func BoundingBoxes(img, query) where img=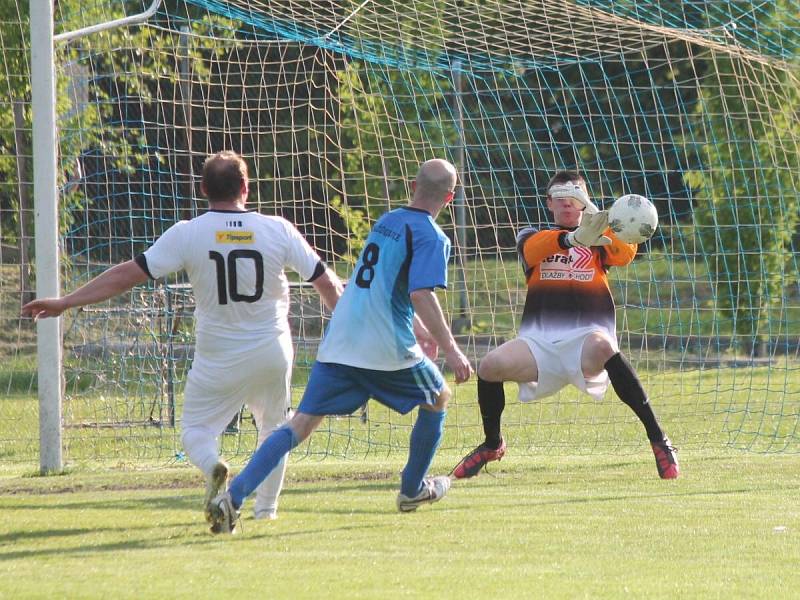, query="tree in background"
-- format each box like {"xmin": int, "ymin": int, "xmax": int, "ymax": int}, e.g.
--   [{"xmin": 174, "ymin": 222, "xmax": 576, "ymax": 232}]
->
[
  {"xmin": 0, "ymin": 2, "xmax": 239, "ymax": 279},
  {"xmin": 685, "ymin": 1, "xmax": 800, "ymax": 355},
  {"xmin": 335, "ymin": 61, "xmax": 457, "ymax": 262}
]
